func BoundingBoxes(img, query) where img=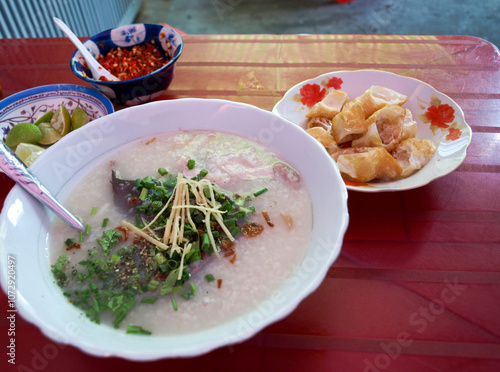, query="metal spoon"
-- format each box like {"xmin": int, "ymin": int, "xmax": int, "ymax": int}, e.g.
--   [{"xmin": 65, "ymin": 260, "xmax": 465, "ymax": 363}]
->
[
  {"xmin": 53, "ymin": 17, "xmax": 120, "ymax": 82},
  {"xmin": 0, "ymin": 141, "xmax": 84, "ymax": 231}
]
